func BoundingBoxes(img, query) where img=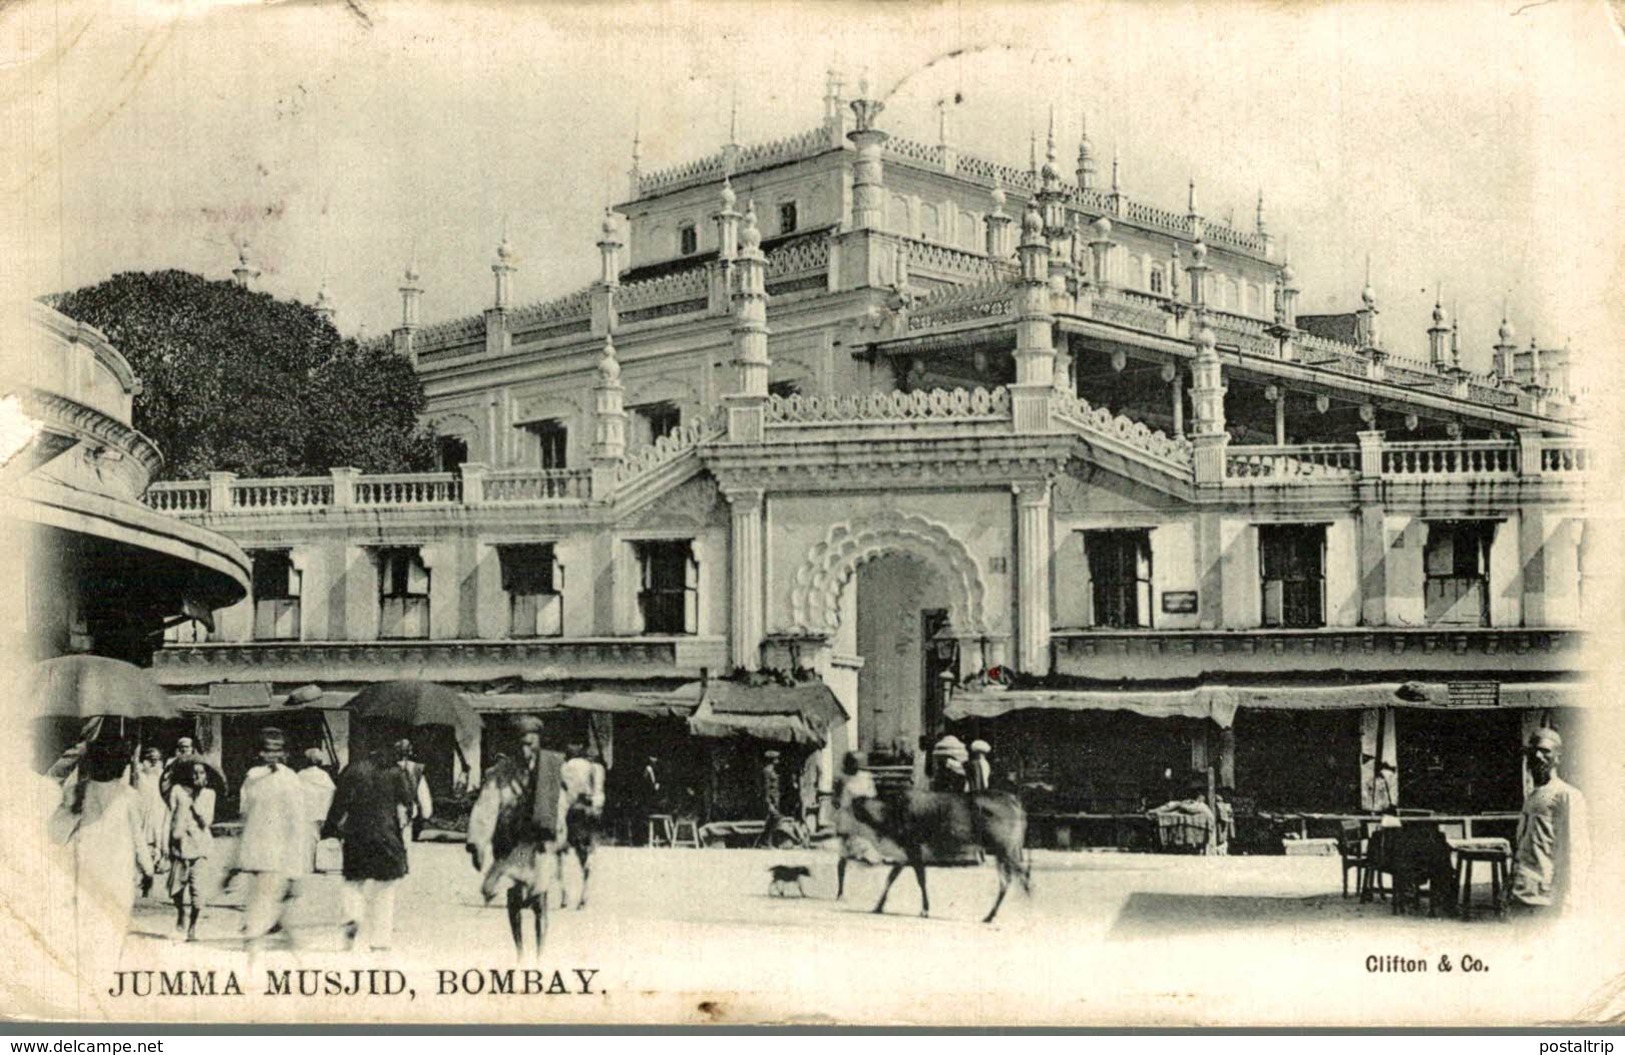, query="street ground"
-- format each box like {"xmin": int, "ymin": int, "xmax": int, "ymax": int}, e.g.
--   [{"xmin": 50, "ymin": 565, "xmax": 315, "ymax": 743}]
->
[{"xmin": 100, "ymin": 841, "xmax": 1618, "ymax": 1026}]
